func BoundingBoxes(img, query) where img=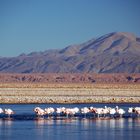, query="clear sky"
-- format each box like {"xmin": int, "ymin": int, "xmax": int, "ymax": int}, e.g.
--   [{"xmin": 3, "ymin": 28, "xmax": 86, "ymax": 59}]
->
[{"xmin": 0, "ymin": 0, "xmax": 140, "ymax": 57}]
